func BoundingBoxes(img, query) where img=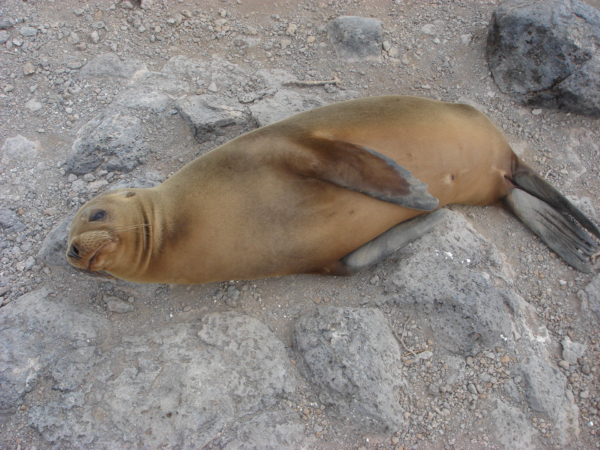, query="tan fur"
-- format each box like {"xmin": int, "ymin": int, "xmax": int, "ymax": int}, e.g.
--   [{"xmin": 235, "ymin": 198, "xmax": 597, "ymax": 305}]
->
[{"xmin": 67, "ymin": 96, "xmax": 518, "ymax": 284}]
